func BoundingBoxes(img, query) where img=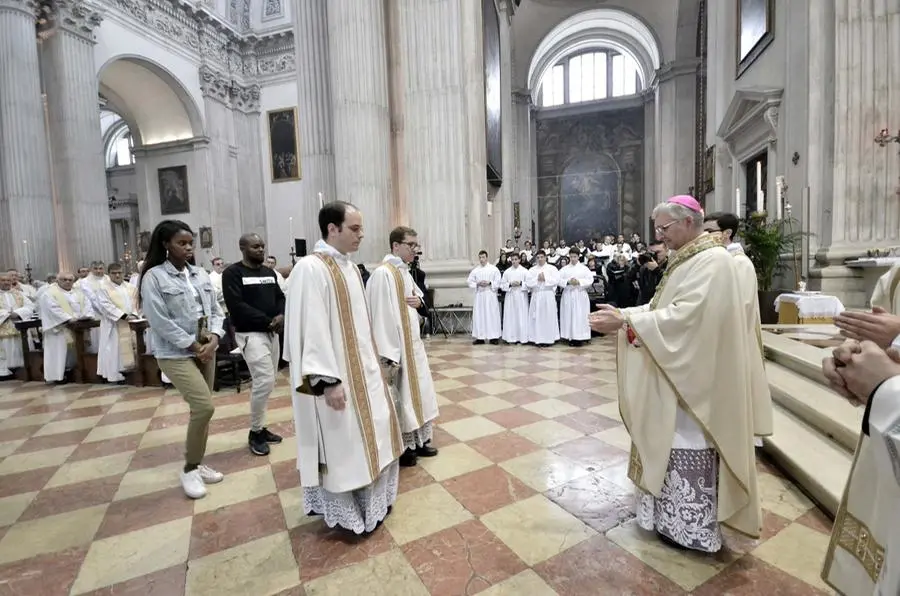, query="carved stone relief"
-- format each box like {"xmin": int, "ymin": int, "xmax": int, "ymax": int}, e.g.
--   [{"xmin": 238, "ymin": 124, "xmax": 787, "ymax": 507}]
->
[{"xmin": 263, "ymin": 0, "xmax": 282, "ymax": 19}]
